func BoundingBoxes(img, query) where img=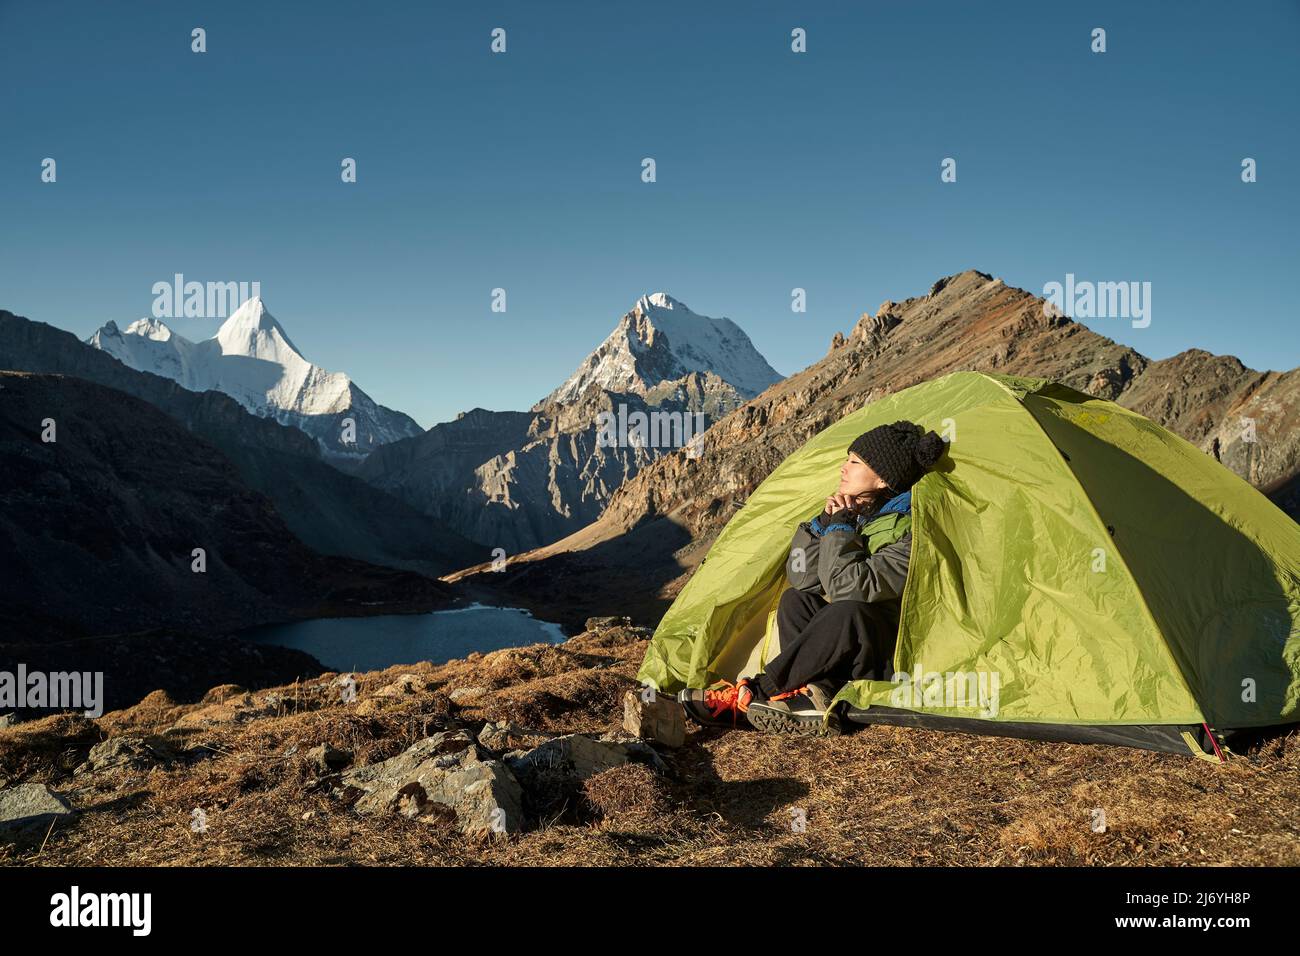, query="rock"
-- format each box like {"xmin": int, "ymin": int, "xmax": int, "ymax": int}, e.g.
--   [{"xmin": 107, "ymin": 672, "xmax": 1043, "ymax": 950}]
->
[
  {"xmin": 261, "ymin": 691, "xmax": 295, "ymax": 710},
  {"xmin": 80, "ymin": 735, "xmax": 168, "ymax": 774},
  {"xmin": 0, "ymin": 783, "xmax": 74, "ymax": 835},
  {"xmin": 506, "ymin": 734, "xmax": 630, "ymax": 785},
  {"xmin": 477, "ymin": 721, "xmax": 512, "ymax": 750},
  {"xmin": 372, "ymin": 674, "xmax": 426, "ymax": 699},
  {"xmin": 585, "ymin": 615, "xmax": 632, "ymax": 632},
  {"xmin": 307, "ymin": 743, "xmax": 352, "ymax": 772},
  {"xmin": 622, "ymin": 688, "xmax": 685, "ymax": 748},
  {"xmin": 856, "ymin": 310, "xmax": 902, "ymax": 346},
  {"xmin": 448, "ymin": 686, "xmax": 488, "ymax": 704},
  {"xmin": 476, "ymin": 721, "xmax": 549, "ymax": 752},
  {"xmin": 340, "ymin": 730, "xmax": 522, "ymax": 838}
]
